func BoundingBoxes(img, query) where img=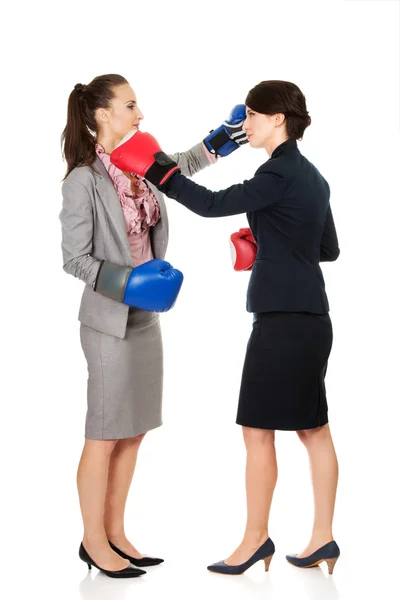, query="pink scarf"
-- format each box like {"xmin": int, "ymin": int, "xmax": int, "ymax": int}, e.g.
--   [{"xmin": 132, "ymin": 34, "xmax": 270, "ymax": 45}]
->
[{"xmin": 95, "ymin": 143, "xmax": 160, "ymax": 235}]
